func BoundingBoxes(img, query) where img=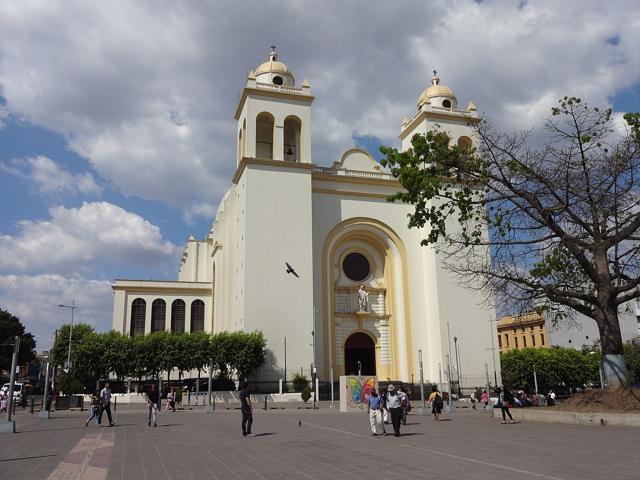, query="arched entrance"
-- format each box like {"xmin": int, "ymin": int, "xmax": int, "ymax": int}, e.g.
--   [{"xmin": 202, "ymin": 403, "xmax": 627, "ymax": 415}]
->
[{"xmin": 344, "ymin": 332, "xmax": 376, "ymax": 375}]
